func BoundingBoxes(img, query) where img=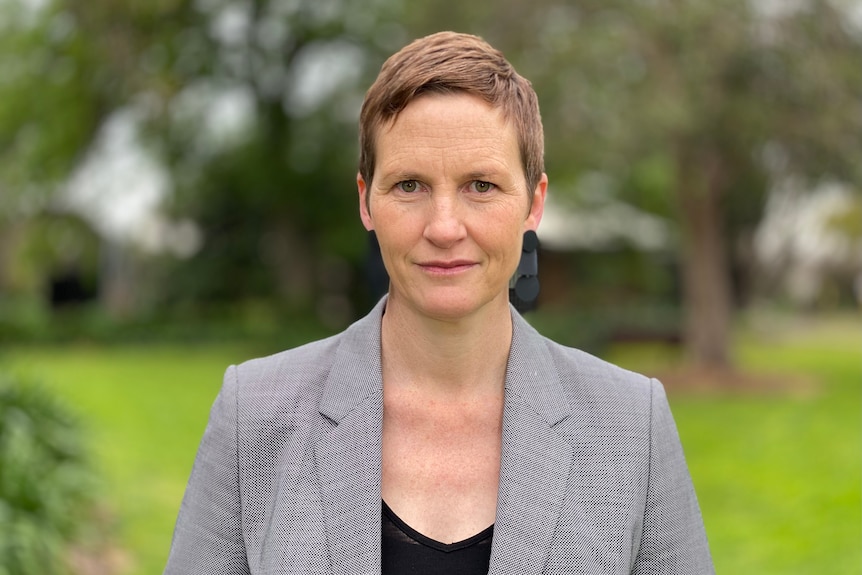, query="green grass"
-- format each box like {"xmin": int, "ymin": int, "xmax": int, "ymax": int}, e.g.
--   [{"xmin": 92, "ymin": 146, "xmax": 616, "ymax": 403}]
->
[
  {"xmin": 3, "ymin": 342, "xmax": 272, "ymax": 574},
  {"xmin": 607, "ymin": 312, "xmax": 861, "ymax": 574},
  {"xmin": 4, "ymin": 311, "xmax": 860, "ymax": 574}
]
